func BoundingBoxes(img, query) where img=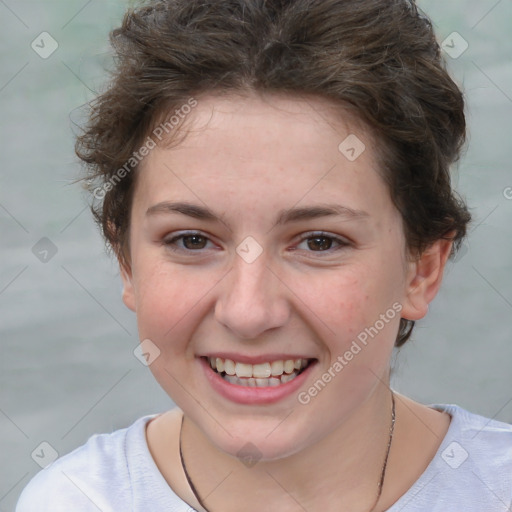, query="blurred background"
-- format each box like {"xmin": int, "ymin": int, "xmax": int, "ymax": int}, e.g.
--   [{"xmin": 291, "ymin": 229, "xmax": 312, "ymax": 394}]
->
[{"xmin": 1, "ymin": 1, "xmax": 511, "ymax": 510}]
